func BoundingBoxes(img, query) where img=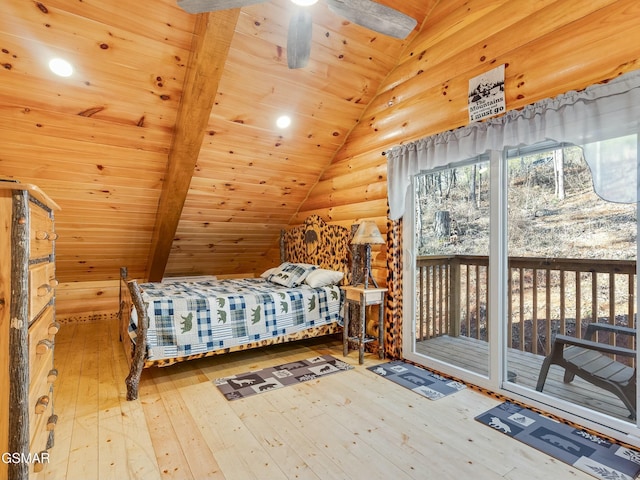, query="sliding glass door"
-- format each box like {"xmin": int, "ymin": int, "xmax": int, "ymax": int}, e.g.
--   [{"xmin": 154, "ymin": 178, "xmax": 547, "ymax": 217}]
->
[
  {"xmin": 504, "ymin": 140, "xmax": 638, "ymax": 424},
  {"xmin": 410, "ymin": 156, "xmax": 491, "ymax": 378},
  {"xmin": 403, "ymin": 138, "xmax": 639, "ymax": 436}
]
